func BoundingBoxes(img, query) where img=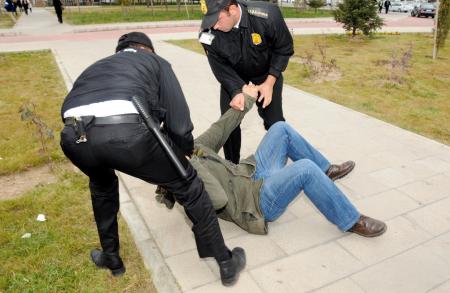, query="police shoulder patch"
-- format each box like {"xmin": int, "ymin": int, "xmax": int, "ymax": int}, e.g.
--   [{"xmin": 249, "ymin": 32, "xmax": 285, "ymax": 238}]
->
[{"xmin": 247, "ymin": 7, "xmax": 268, "ymax": 19}]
